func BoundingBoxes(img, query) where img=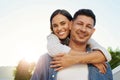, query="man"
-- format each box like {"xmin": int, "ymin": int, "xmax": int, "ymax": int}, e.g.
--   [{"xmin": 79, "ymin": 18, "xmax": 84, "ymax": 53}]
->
[
  {"xmin": 50, "ymin": 9, "xmax": 113, "ymax": 80},
  {"xmin": 31, "ymin": 9, "xmax": 113, "ymax": 80}
]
